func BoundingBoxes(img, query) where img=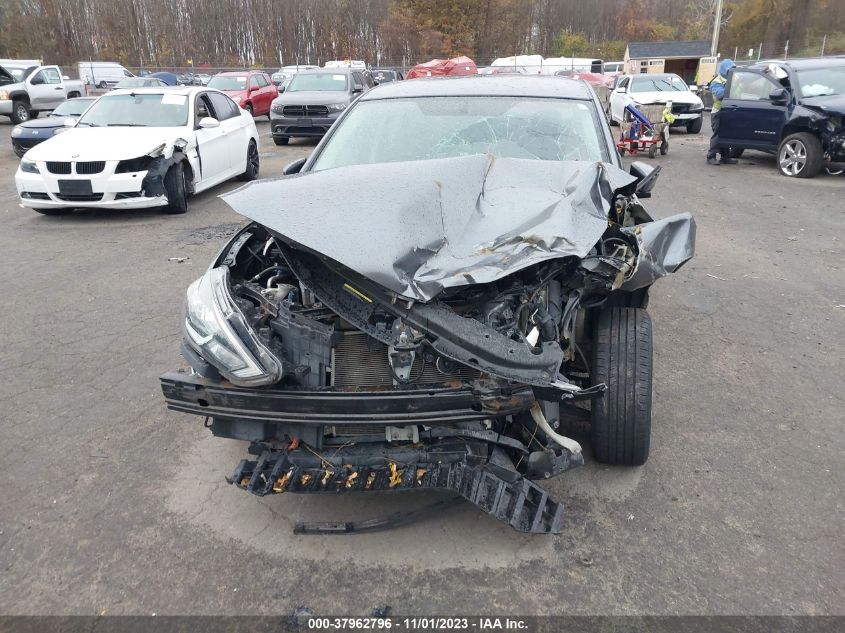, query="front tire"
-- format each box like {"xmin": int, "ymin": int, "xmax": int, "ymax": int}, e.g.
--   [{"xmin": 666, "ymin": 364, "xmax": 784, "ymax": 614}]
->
[
  {"xmin": 590, "ymin": 307, "xmax": 653, "ymax": 466},
  {"xmin": 98, "ymin": 81, "xmax": 108, "ymax": 89},
  {"xmin": 237, "ymin": 140, "xmax": 259, "ymax": 181},
  {"xmin": 162, "ymin": 164, "xmax": 188, "ymax": 214},
  {"xmin": 11, "ymin": 100, "xmax": 30, "ymax": 124},
  {"xmin": 245, "ymin": 104, "xmax": 253, "ymax": 117},
  {"xmin": 686, "ymin": 116, "xmax": 703, "ymax": 134},
  {"xmin": 778, "ymin": 132, "xmax": 823, "ymax": 178}
]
